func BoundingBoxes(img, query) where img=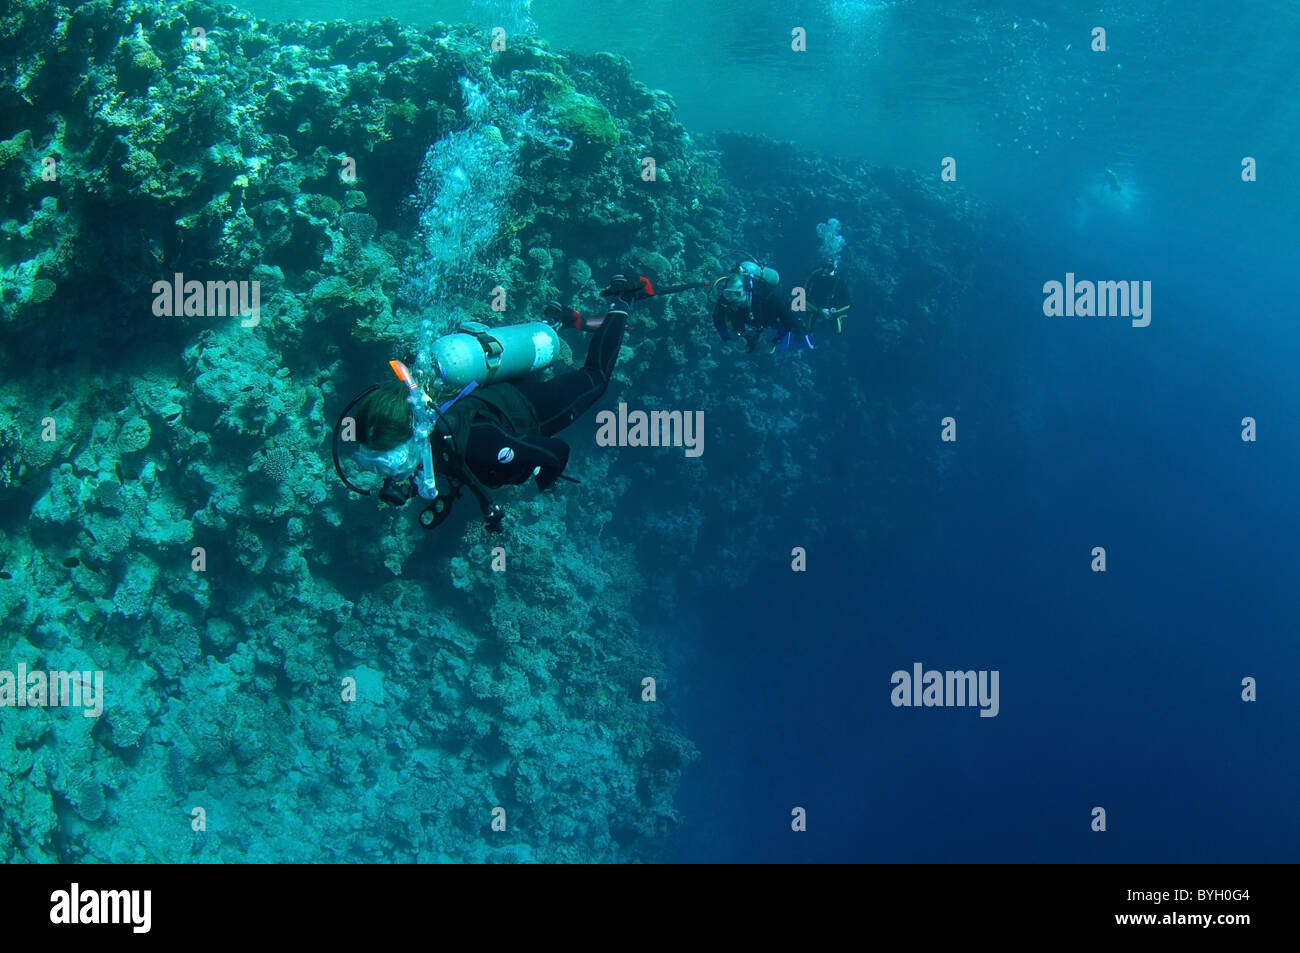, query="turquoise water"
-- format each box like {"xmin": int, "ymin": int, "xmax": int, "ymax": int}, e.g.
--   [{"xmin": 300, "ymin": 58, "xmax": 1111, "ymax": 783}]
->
[
  {"xmin": 259, "ymin": 1, "xmax": 1300, "ymax": 178},
  {"xmin": 1, "ymin": 0, "xmax": 1296, "ymax": 863}
]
